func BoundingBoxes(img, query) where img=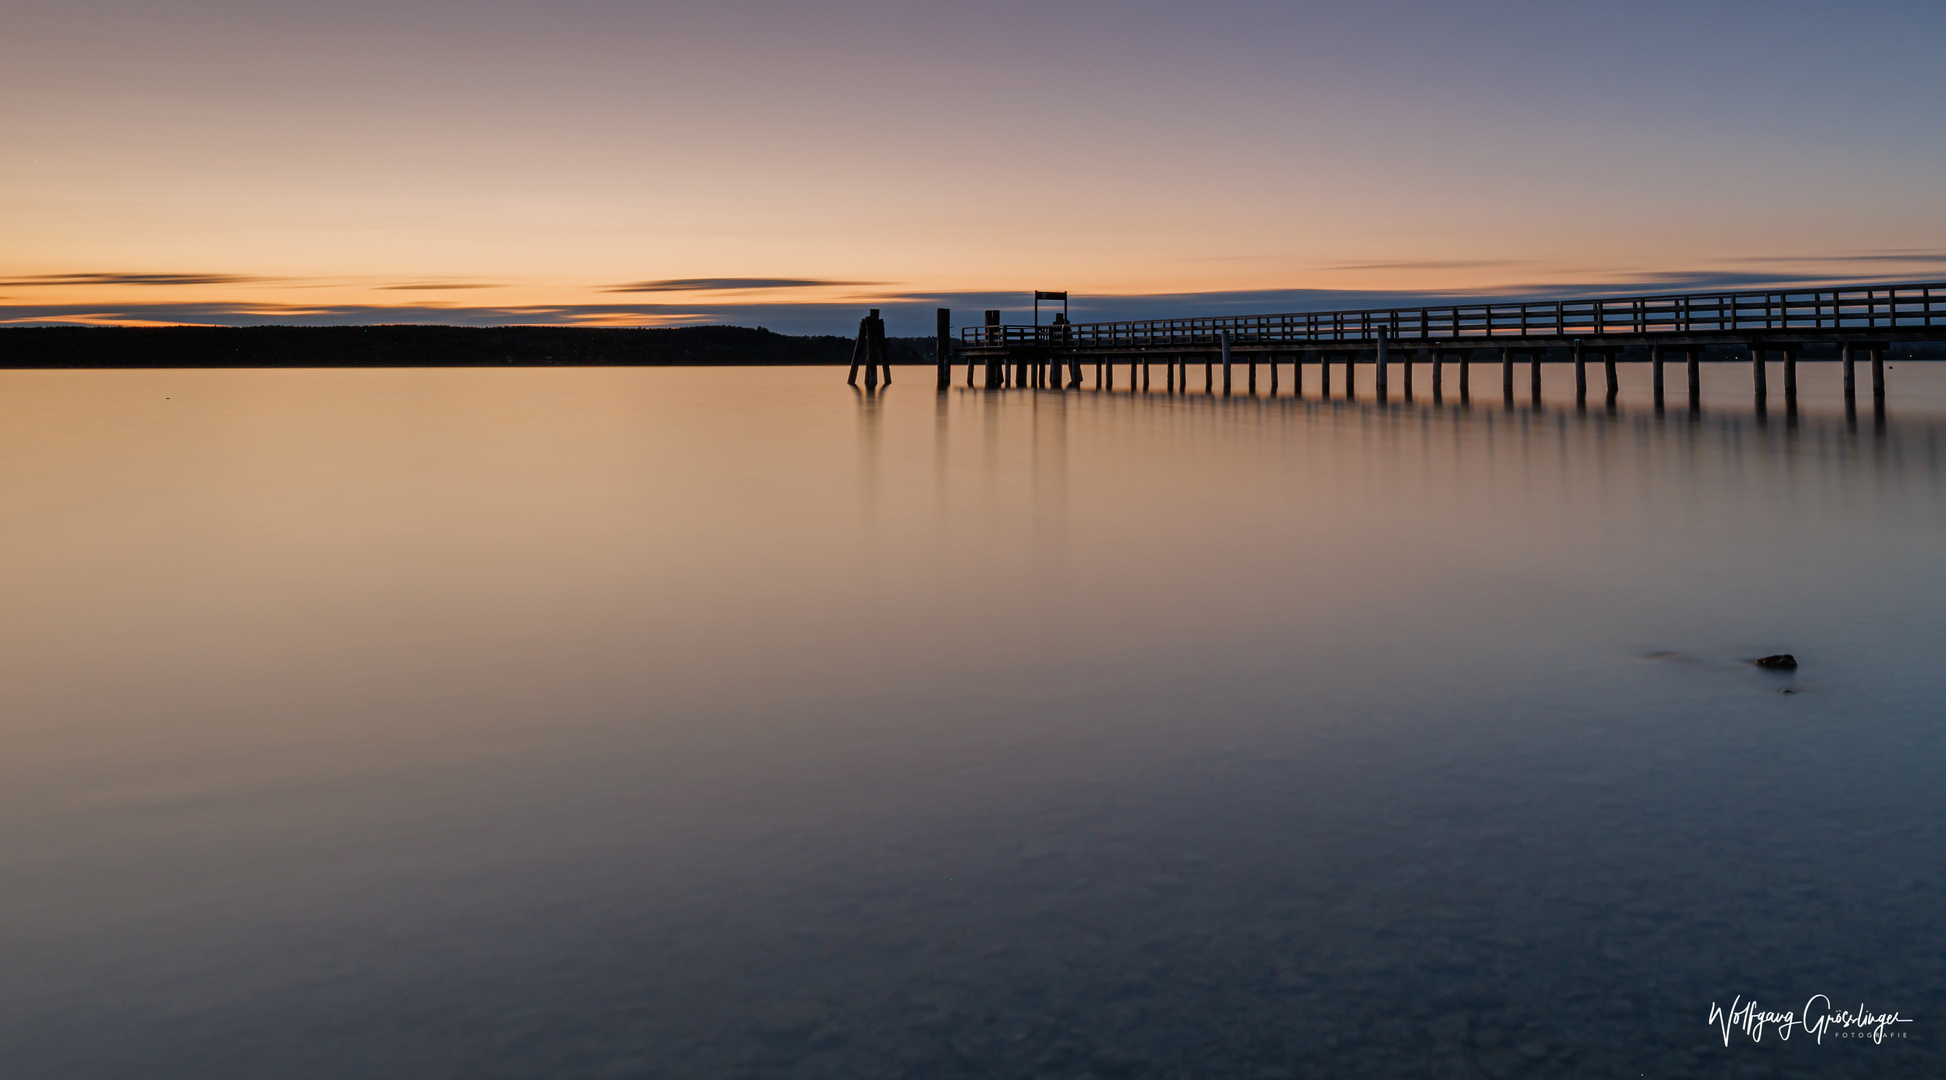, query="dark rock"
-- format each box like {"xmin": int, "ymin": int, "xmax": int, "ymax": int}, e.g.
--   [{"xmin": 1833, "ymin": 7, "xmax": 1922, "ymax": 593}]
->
[{"xmin": 1753, "ymin": 654, "xmax": 1798, "ymax": 669}]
